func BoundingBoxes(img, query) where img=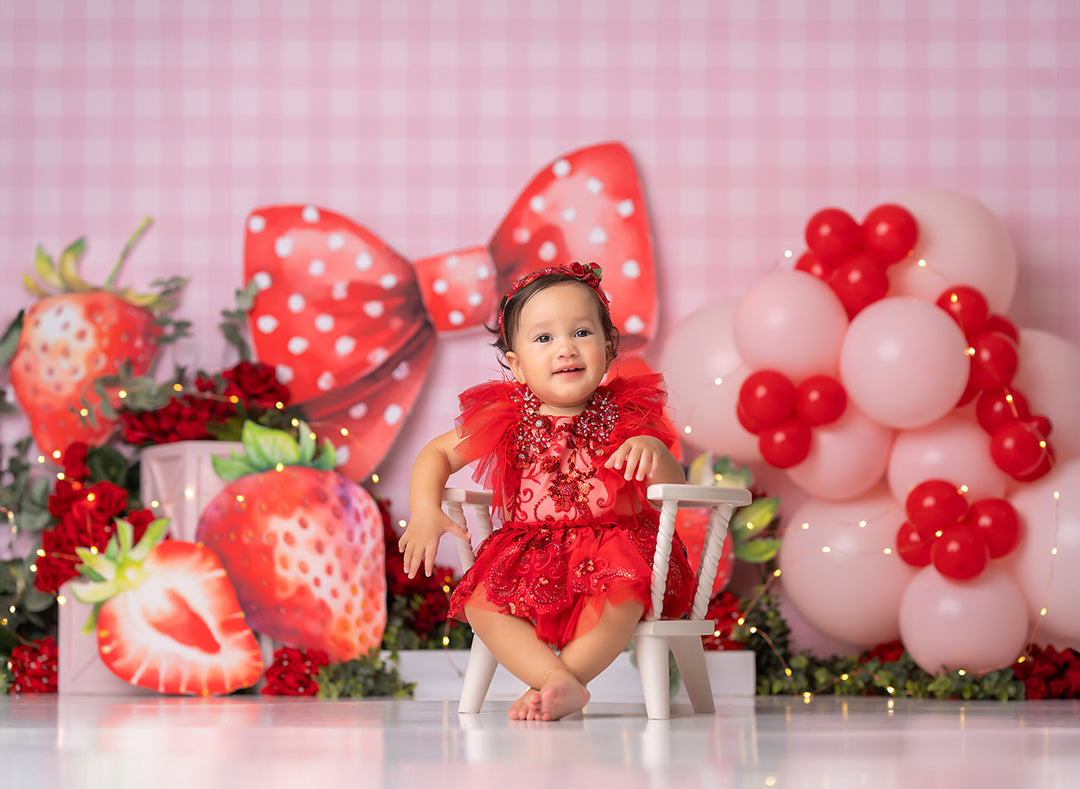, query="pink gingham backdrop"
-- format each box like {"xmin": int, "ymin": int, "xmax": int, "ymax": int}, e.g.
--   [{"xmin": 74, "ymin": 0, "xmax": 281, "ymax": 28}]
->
[{"xmin": 2, "ymin": 0, "xmax": 1079, "ymax": 520}]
